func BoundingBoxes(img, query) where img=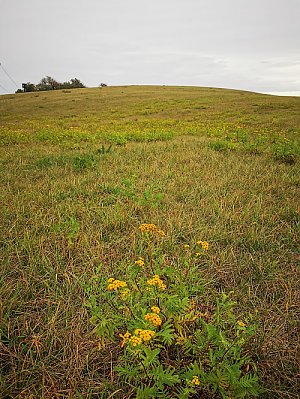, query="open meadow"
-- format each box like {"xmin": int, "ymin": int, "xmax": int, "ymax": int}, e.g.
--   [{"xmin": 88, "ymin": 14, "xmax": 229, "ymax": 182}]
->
[{"xmin": 0, "ymin": 86, "xmax": 299, "ymax": 398}]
